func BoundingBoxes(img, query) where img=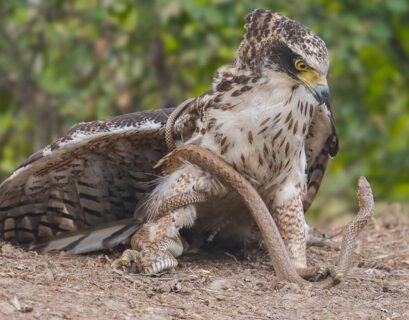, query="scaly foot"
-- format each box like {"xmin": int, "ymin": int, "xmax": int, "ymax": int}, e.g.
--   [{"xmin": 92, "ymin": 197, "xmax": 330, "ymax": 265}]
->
[
  {"xmin": 112, "ymin": 246, "xmax": 179, "ymax": 275},
  {"xmin": 112, "ymin": 234, "xmax": 186, "ymax": 275}
]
